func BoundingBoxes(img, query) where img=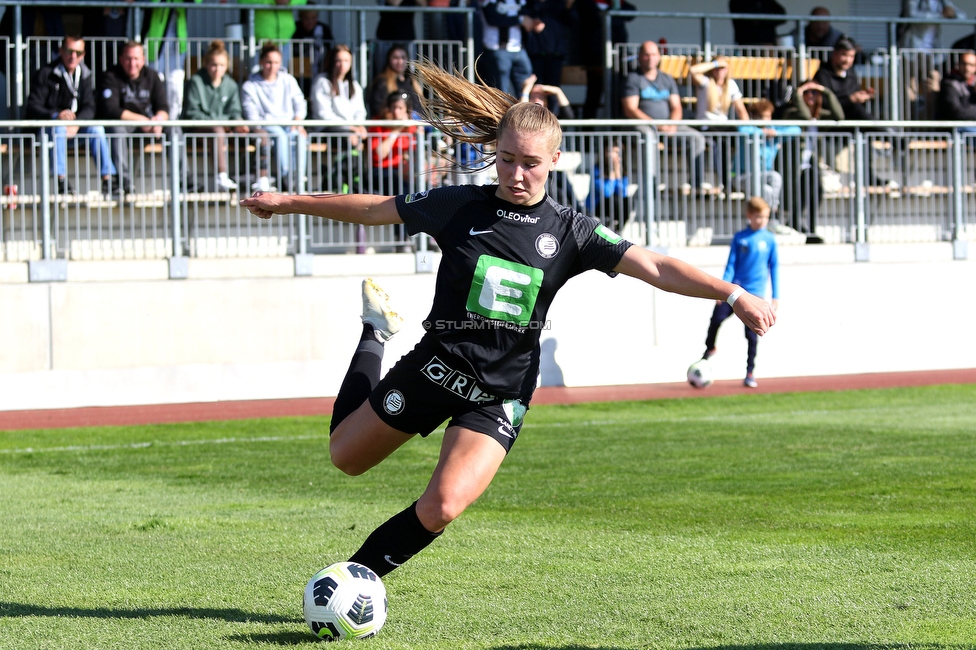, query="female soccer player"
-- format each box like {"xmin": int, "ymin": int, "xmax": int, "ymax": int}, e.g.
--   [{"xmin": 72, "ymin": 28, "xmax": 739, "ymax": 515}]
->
[{"xmin": 240, "ymin": 62, "xmax": 776, "ymax": 577}]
